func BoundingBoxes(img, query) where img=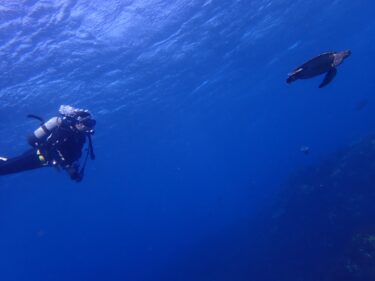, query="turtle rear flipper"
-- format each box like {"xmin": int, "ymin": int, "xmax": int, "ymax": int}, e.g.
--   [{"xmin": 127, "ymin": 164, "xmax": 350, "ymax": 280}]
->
[
  {"xmin": 286, "ymin": 68, "xmax": 303, "ymax": 84},
  {"xmin": 319, "ymin": 67, "xmax": 337, "ymax": 88},
  {"xmin": 286, "ymin": 75, "xmax": 296, "ymax": 84}
]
